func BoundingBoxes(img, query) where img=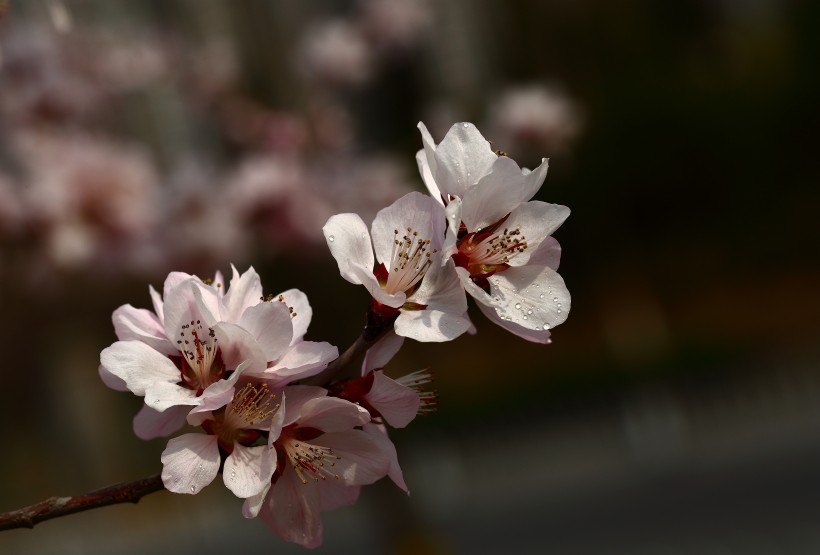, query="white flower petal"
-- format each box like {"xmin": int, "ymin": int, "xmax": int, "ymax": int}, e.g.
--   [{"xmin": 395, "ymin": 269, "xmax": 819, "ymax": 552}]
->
[
  {"xmin": 133, "ymin": 404, "xmax": 189, "ymax": 440},
  {"xmin": 223, "ymin": 265, "xmax": 263, "ymax": 323},
  {"xmin": 145, "ymin": 381, "xmax": 200, "ymax": 411},
  {"xmin": 459, "ymin": 156, "xmax": 523, "ymax": 230},
  {"xmin": 487, "ymin": 264, "xmax": 570, "ymax": 331},
  {"xmin": 162, "ymin": 271, "xmax": 195, "ymax": 300},
  {"xmin": 476, "ymin": 301, "xmax": 552, "ymax": 344},
  {"xmin": 98, "ymin": 363, "xmax": 128, "ymax": 392},
  {"xmin": 224, "ymin": 444, "xmax": 277, "ymax": 498},
  {"xmin": 502, "ymin": 201, "xmax": 569, "ymax": 267},
  {"xmin": 410, "ymin": 258, "xmax": 468, "ymax": 315},
  {"xmin": 416, "ymin": 122, "xmax": 442, "ymax": 202},
  {"xmin": 276, "ymin": 289, "xmax": 312, "ymax": 344},
  {"xmin": 525, "ymin": 236, "xmax": 562, "ymax": 270},
  {"xmin": 238, "ymin": 301, "xmax": 294, "ymax": 363},
  {"xmin": 394, "ymin": 309, "xmax": 472, "ymax": 342},
  {"xmin": 322, "ymin": 213, "xmax": 375, "ymax": 285},
  {"xmin": 149, "ymin": 285, "xmax": 164, "ymax": 322},
  {"xmin": 99, "ymin": 341, "xmax": 179, "ymax": 397},
  {"xmin": 433, "ymin": 122, "xmax": 497, "ymax": 200},
  {"xmin": 242, "ymin": 483, "xmax": 270, "ymax": 519},
  {"xmin": 160, "ymin": 433, "xmax": 220, "ymax": 494},
  {"xmin": 441, "ymin": 197, "xmax": 462, "ymax": 261}
]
